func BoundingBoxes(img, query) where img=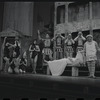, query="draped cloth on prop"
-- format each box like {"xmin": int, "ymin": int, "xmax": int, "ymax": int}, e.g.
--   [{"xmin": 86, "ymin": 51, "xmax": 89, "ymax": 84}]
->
[{"xmin": 47, "ymin": 51, "xmax": 84, "ymax": 76}]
